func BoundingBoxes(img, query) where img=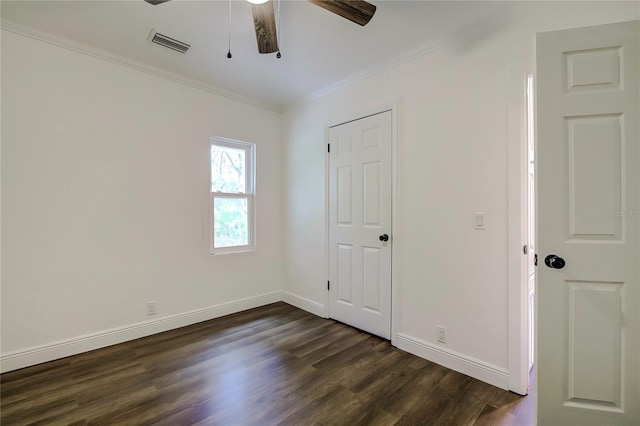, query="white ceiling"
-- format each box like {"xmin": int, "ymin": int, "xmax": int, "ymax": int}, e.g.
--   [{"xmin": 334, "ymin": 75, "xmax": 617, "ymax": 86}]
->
[{"xmin": 1, "ymin": 0, "xmax": 512, "ymax": 110}]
